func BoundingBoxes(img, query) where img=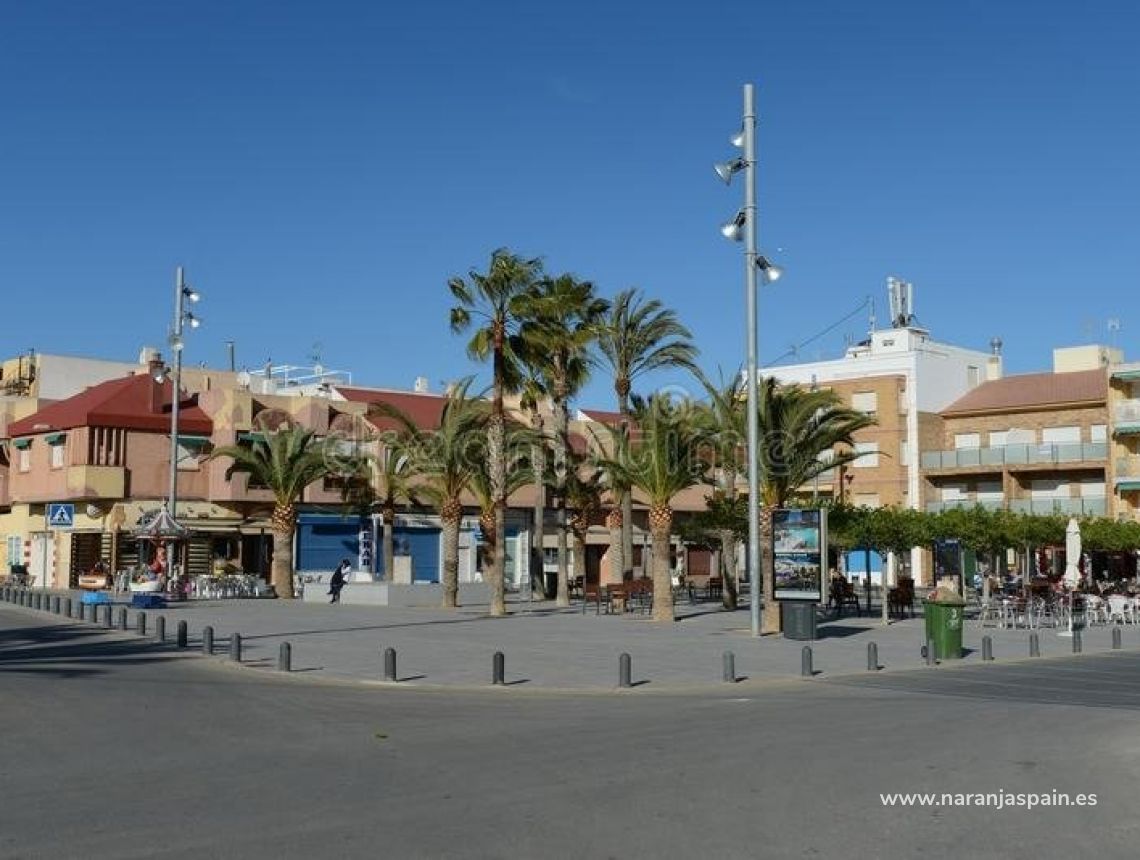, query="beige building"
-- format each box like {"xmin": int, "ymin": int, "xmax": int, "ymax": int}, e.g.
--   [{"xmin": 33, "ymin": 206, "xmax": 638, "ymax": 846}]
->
[{"xmin": 1108, "ymin": 361, "xmax": 1140, "ymax": 521}]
